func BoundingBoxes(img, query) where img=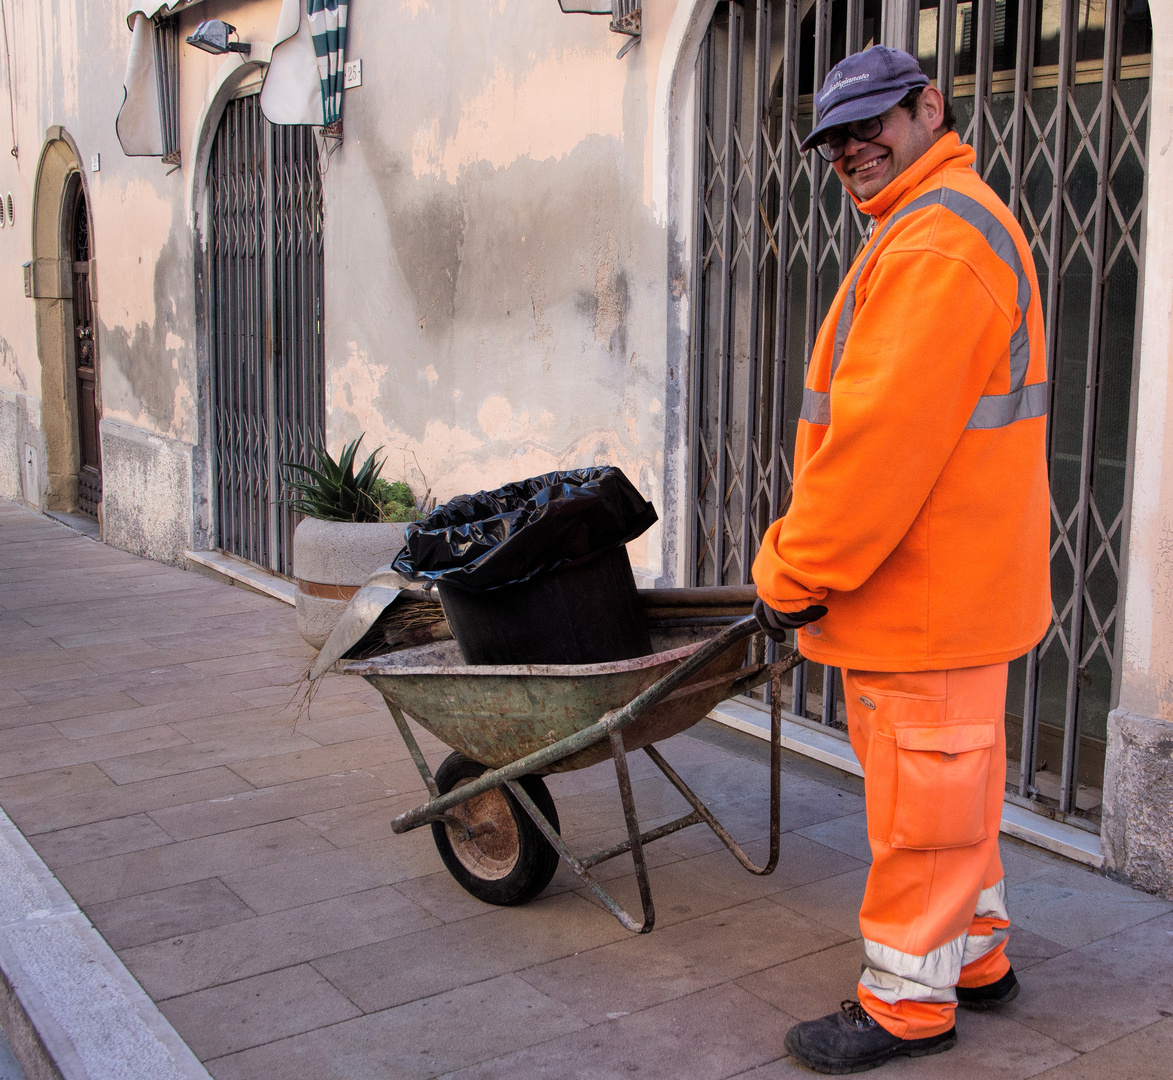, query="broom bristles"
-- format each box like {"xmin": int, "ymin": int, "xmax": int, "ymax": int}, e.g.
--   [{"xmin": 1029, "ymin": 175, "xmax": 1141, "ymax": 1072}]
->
[
  {"xmin": 346, "ymin": 593, "xmax": 451, "ymax": 660},
  {"xmin": 291, "ymin": 591, "xmax": 452, "ymax": 724}
]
